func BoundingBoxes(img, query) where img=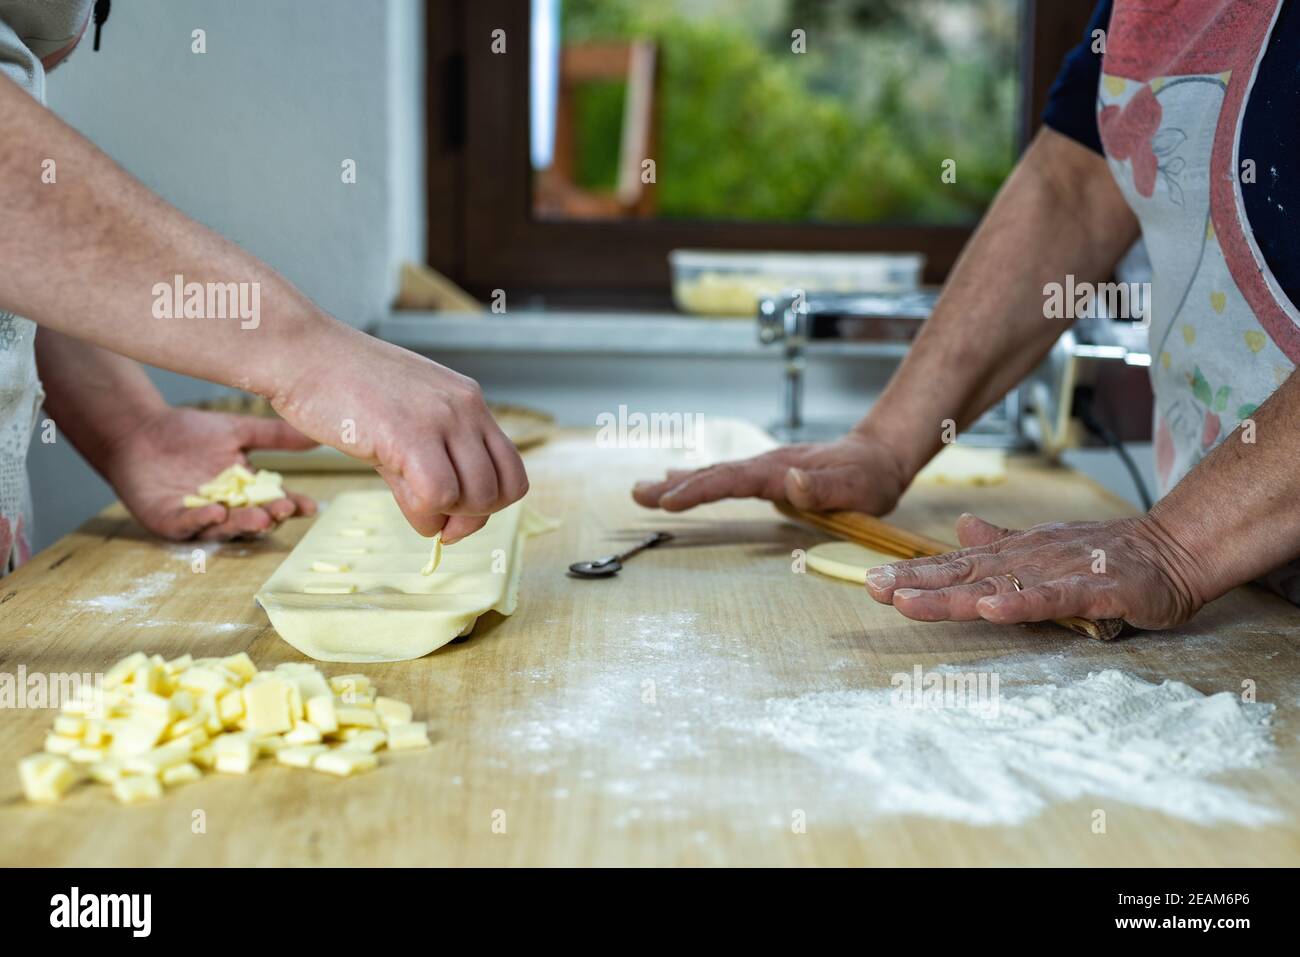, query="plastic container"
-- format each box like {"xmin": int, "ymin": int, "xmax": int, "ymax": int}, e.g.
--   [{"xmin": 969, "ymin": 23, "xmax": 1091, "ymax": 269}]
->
[{"xmin": 669, "ymin": 249, "xmax": 925, "ymax": 317}]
